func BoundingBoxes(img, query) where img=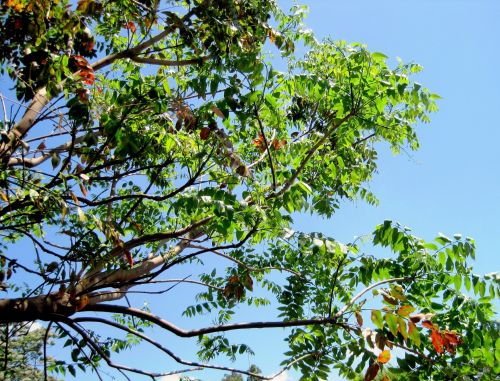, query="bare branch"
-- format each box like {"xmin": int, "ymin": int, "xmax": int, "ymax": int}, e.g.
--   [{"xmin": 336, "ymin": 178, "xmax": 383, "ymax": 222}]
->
[
  {"xmin": 72, "ymin": 316, "xmax": 315, "ymax": 380},
  {"xmin": 187, "ymin": 244, "xmax": 301, "ymax": 276},
  {"xmin": 82, "ymin": 304, "xmax": 342, "ymax": 338},
  {"xmin": 130, "ymin": 55, "xmax": 210, "ymax": 66},
  {"xmin": 335, "ymin": 276, "xmax": 414, "ymax": 318}
]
